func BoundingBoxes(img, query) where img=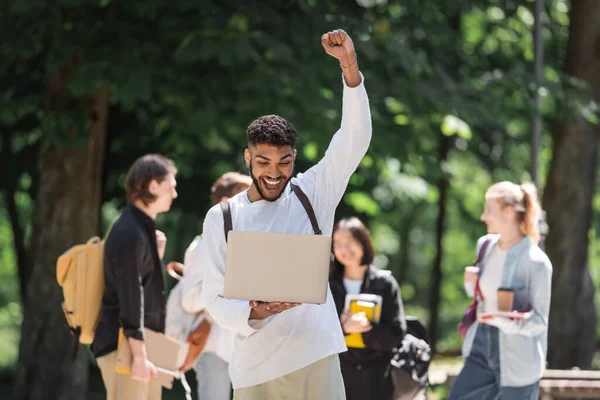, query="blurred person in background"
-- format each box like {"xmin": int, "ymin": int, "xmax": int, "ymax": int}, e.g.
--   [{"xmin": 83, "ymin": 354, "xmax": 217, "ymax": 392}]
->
[
  {"xmin": 93, "ymin": 154, "xmax": 178, "ymax": 400},
  {"xmin": 329, "ymin": 217, "xmax": 406, "ymax": 400},
  {"xmin": 449, "ymin": 182, "xmax": 552, "ymax": 400},
  {"xmin": 166, "ymin": 172, "xmax": 252, "ymax": 400}
]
